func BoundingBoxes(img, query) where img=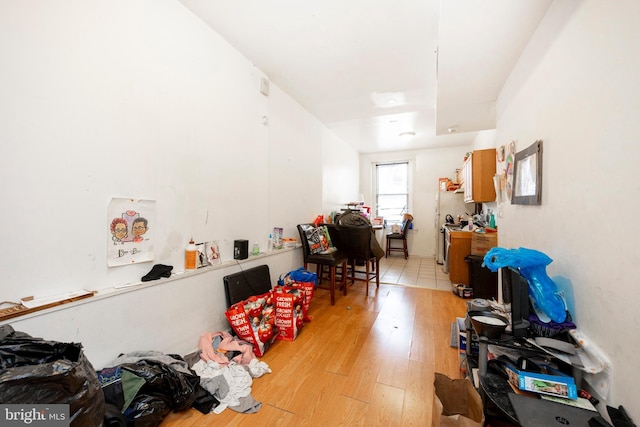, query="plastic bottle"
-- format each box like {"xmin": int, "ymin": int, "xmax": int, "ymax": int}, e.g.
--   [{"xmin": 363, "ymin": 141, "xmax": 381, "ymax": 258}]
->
[
  {"xmin": 252, "ymin": 241, "xmax": 260, "ymax": 256},
  {"xmin": 267, "ymin": 234, "xmax": 273, "ymax": 252},
  {"xmin": 185, "ymin": 238, "xmax": 197, "ymax": 271}
]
